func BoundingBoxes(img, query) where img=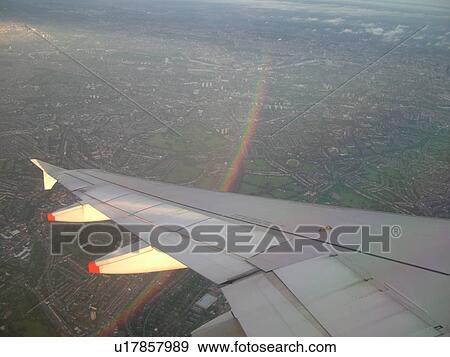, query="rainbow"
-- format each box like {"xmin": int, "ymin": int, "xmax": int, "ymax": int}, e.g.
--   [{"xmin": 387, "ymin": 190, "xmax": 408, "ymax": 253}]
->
[
  {"xmin": 96, "ymin": 61, "xmax": 271, "ymax": 336},
  {"xmin": 221, "ymin": 61, "xmax": 271, "ymax": 192},
  {"xmin": 97, "ymin": 271, "xmax": 175, "ymax": 336}
]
